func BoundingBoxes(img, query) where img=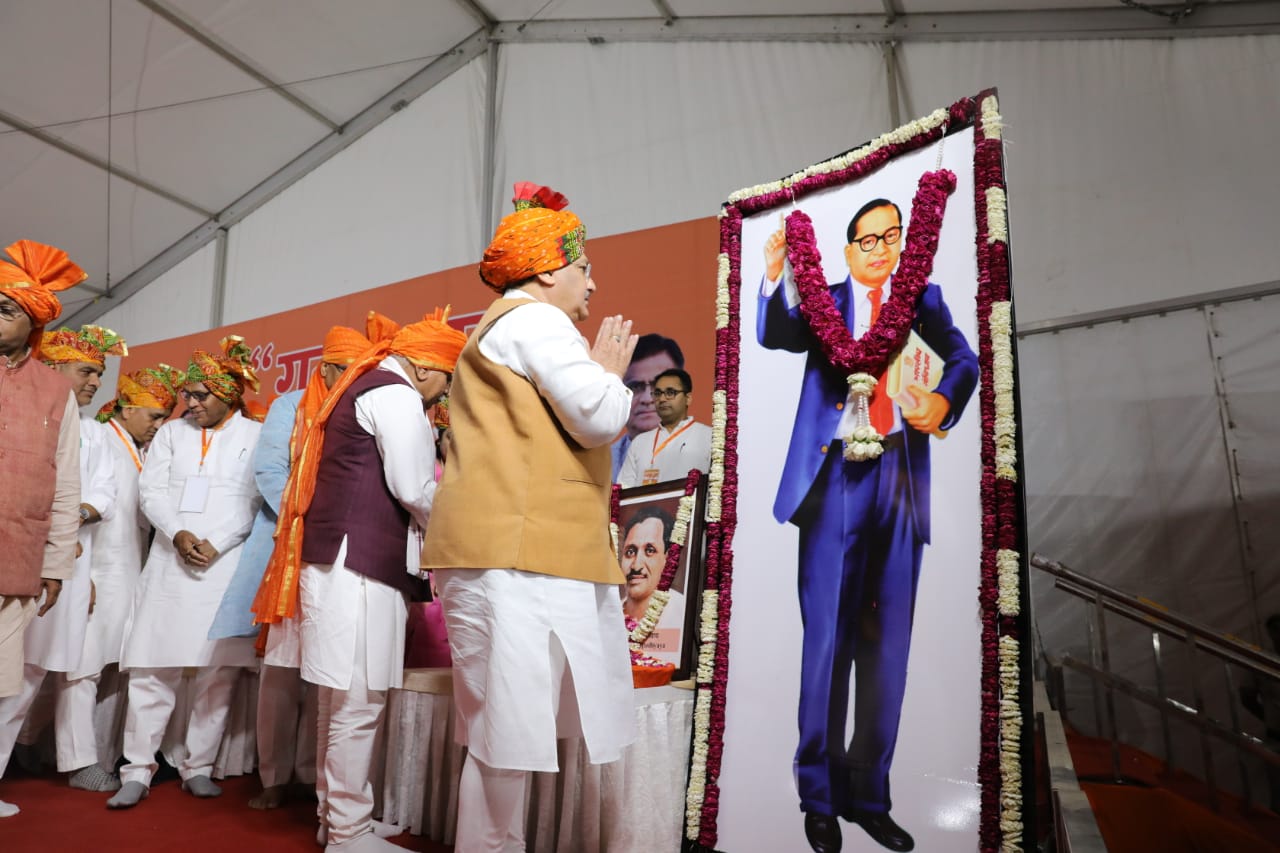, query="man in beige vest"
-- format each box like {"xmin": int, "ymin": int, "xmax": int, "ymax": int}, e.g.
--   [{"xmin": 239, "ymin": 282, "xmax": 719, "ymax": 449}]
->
[
  {"xmin": 0, "ymin": 240, "xmax": 85, "ymax": 817},
  {"xmin": 424, "ymin": 183, "xmax": 638, "ymax": 852}
]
